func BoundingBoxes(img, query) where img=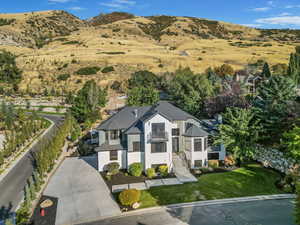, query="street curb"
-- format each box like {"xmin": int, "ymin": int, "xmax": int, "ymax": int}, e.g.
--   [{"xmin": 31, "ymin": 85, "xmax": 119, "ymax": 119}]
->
[
  {"xmin": 0, "ymin": 117, "xmax": 55, "ymax": 183},
  {"xmin": 74, "ymin": 194, "xmax": 295, "ymax": 225}
]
